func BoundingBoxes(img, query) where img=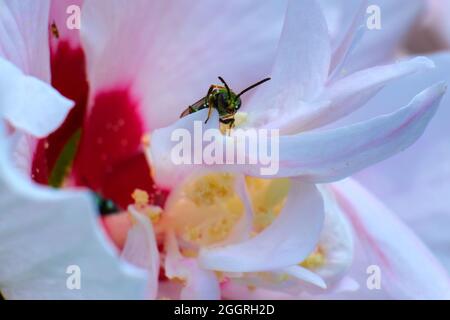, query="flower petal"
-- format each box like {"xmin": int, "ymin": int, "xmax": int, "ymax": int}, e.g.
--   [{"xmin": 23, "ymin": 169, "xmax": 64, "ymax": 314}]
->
[
  {"xmin": 0, "ymin": 57, "xmax": 73, "ymax": 137},
  {"xmin": 279, "ymin": 82, "xmax": 446, "ymax": 183},
  {"xmin": 268, "ymin": 57, "xmax": 435, "ymax": 133},
  {"xmin": 165, "ymin": 232, "xmax": 220, "ymax": 300},
  {"xmin": 345, "ymin": 53, "xmax": 450, "ymax": 272},
  {"xmin": 198, "ymin": 179, "xmax": 324, "ymax": 272},
  {"xmin": 220, "ymin": 174, "xmax": 253, "ymax": 245},
  {"xmin": 121, "ymin": 206, "xmax": 159, "ymax": 299},
  {"xmin": 0, "ymin": 128, "xmax": 147, "ymax": 299},
  {"xmin": 283, "ymin": 266, "xmax": 327, "ymax": 289},
  {"xmin": 313, "ymin": 186, "xmax": 354, "ymax": 284},
  {"xmin": 149, "ymin": 83, "xmax": 445, "ymax": 186},
  {"xmin": 50, "ymin": 0, "xmax": 83, "ymax": 47},
  {"xmin": 246, "ymin": 0, "xmax": 331, "ymax": 120},
  {"xmin": 338, "ymin": 0, "xmax": 424, "ymax": 74},
  {"xmin": 332, "ymin": 179, "xmax": 450, "ymax": 299},
  {"xmin": 325, "ymin": 0, "xmax": 367, "ymax": 75},
  {"xmin": 81, "ymin": 0, "xmax": 286, "ymax": 129},
  {"xmin": 0, "ymin": 0, "xmax": 51, "ymax": 82}
]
